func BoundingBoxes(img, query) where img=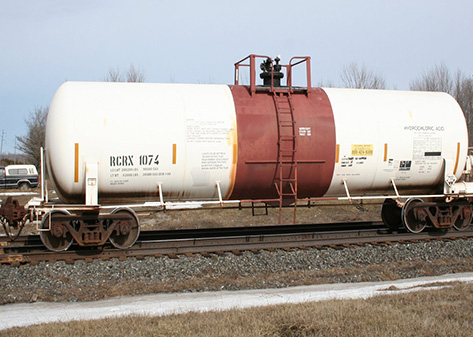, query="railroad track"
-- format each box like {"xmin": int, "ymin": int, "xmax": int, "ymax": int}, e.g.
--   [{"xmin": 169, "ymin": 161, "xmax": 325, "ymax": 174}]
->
[{"xmin": 1, "ymin": 221, "xmax": 473, "ymax": 265}]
